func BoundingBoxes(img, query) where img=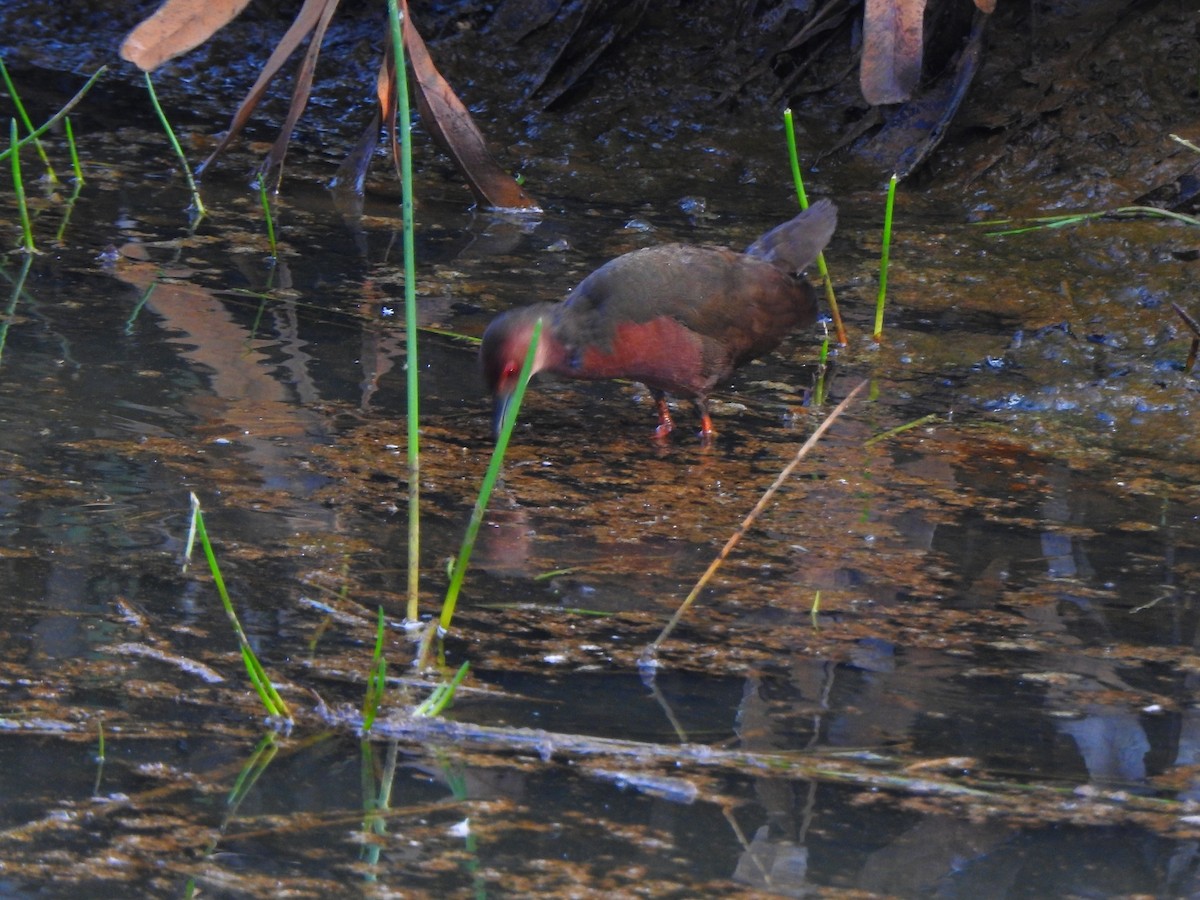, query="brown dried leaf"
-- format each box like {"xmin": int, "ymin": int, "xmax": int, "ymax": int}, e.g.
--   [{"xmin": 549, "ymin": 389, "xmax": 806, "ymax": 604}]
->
[
  {"xmin": 401, "ymin": 0, "xmax": 538, "ymax": 210},
  {"xmin": 860, "ymin": 0, "xmax": 928, "ymax": 106},
  {"xmin": 258, "ymin": 0, "xmax": 341, "ymax": 182},
  {"xmin": 120, "ymin": 0, "xmax": 253, "ymax": 72},
  {"xmin": 199, "ymin": 0, "xmax": 338, "ymax": 175}
]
